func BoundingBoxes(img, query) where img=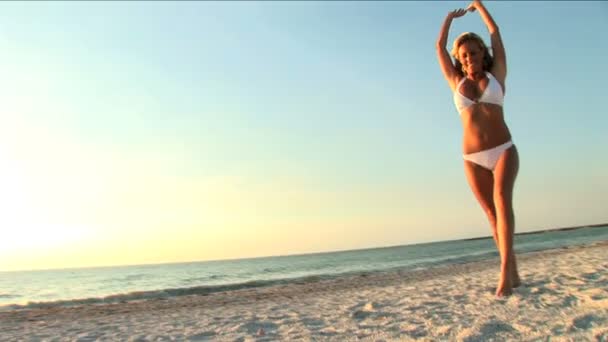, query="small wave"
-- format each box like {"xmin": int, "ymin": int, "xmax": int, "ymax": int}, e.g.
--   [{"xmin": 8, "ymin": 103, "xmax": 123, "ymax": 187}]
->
[
  {"xmin": 180, "ymin": 275, "xmax": 226, "ymax": 284},
  {"xmin": 100, "ymin": 274, "xmax": 151, "ymax": 283},
  {"xmin": 1, "ymin": 275, "xmax": 333, "ymax": 311},
  {"xmin": 262, "ymin": 266, "xmax": 289, "ymax": 273},
  {"xmin": 123, "ymin": 274, "xmax": 150, "ymax": 281}
]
